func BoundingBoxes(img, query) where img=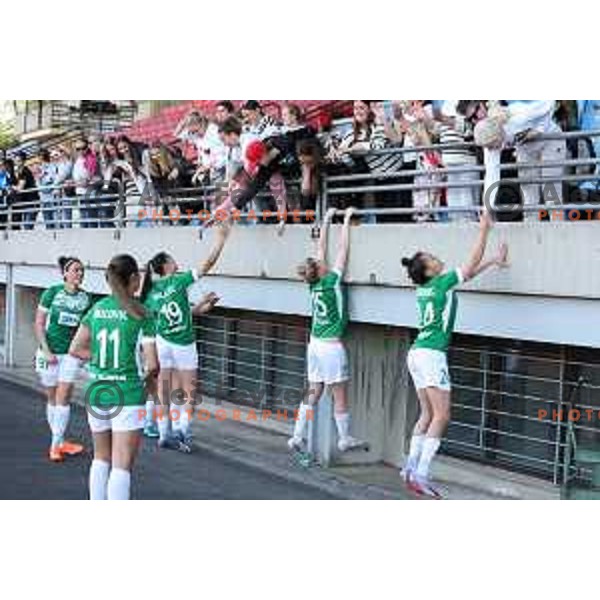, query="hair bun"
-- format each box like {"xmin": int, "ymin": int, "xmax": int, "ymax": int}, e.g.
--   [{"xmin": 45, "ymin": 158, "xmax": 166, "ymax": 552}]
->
[{"xmin": 401, "ymin": 257, "xmax": 411, "ymax": 267}]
